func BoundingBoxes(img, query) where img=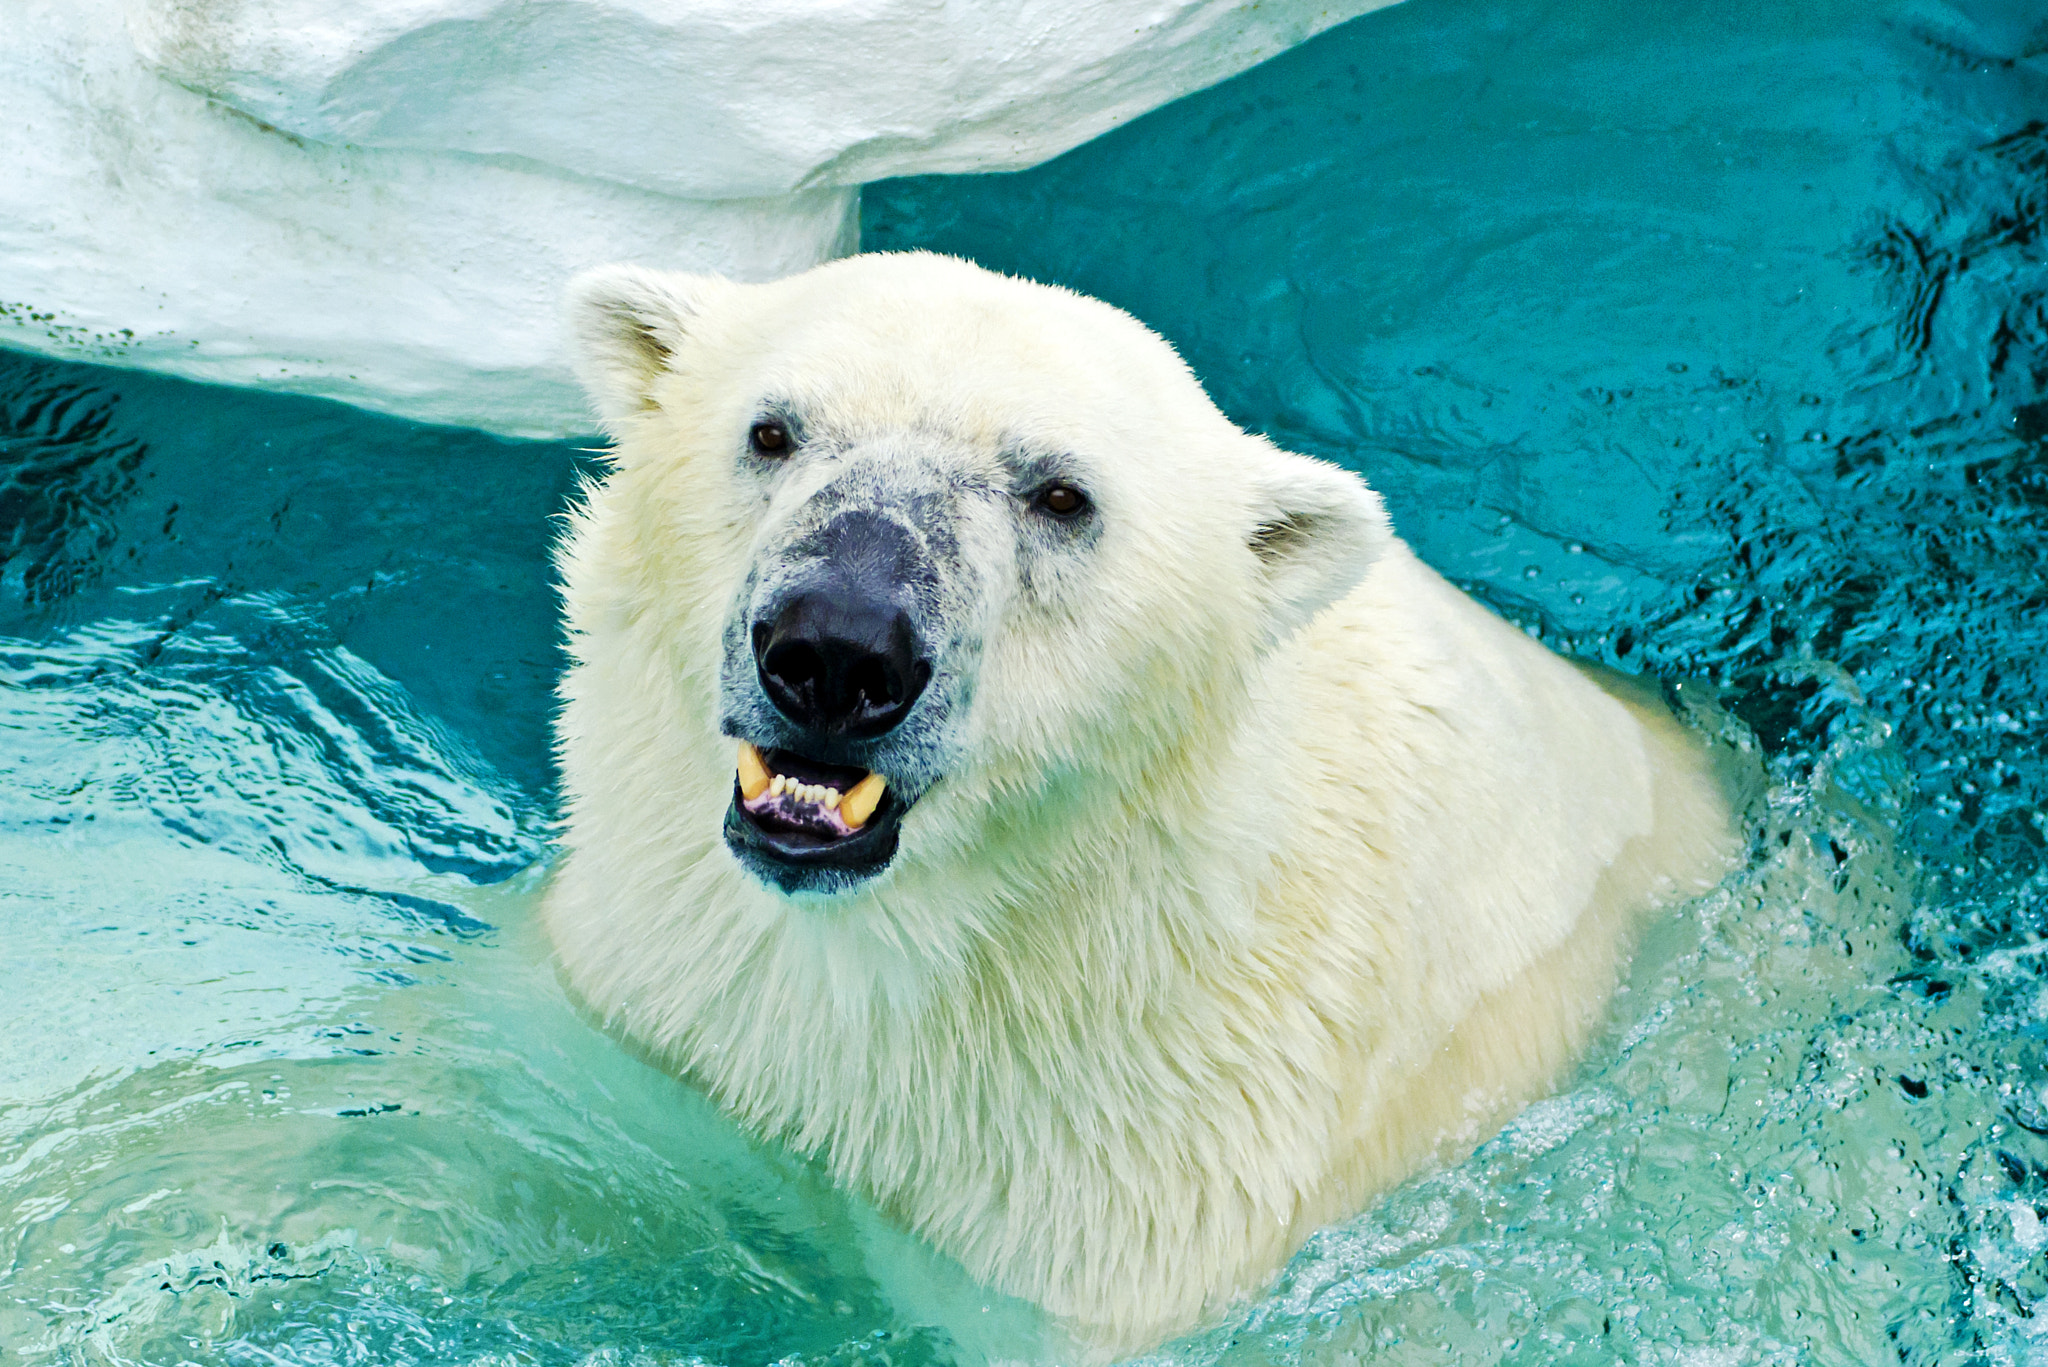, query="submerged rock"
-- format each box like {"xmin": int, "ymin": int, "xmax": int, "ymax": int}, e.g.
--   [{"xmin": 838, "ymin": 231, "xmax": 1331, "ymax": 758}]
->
[{"xmin": 0, "ymin": 0, "xmax": 1394, "ymax": 436}]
